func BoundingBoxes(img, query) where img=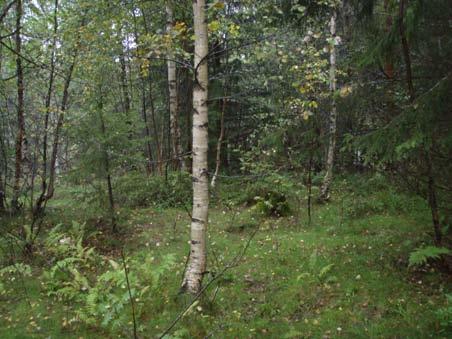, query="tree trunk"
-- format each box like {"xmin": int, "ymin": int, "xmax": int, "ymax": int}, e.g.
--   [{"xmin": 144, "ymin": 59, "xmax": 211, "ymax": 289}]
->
[
  {"xmin": 46, "ymin": 59, "xmax": 75, "ymax": 201},
  {"xmin": 319, "ymin": 9, "xmax": 338, "ymax": 202},
  {"xmin": 98, "ymin": 95, "xmax": 116, "ymax": 232},
  {"xmin": 182, "ymin": 0, "xmax": 209, "ymax": 294},
  {"xmin": 211, "ymin": 37, "xmax": 229, "ymax": 188},
  {"xmin": 166, "ymin": 3, "xmax": 185, "ymax": 171},
  {"xmin": 11, "ymin": 0, "xmax": 24, "ymax": 212},
  {"xmin": 148, "ymin": 68, "xmax": 163, "ymax": 175},
  {"xmin": 140, "ymin": 78, "xmax": 154, "ymax": 174},
  {"xmin": 426, "ymin": 150, "xmax": 441, "ymax": 245},
  {"xmin": 383, "ymin": 0, "xmax": 394, "ymax": 79},
  {"xmin": 181, "ymin": 65, "xmax": 193, "ymax": 172},
  {"xmin": 398, "ymin": 1, "xmax": 440, "ymax": 244},
  {"xmin": 131, "ymin": 11, "xmax": 154, "ymax": 174},
  {"xmin": 398, "ymin": 0, "xmax": 415, "ymax": 101},
  {"xmin": 136, "ymin": 7, "xmax": 163, "ymax": 175},
  {"xmin": 35, "ymin": 0, "xmax": 58, "ymax": 217},
  {"xmin": 119, "ymin": 51, "xmax": 132, "ymax": 136},
  {"xmin": 307, "ymin": 152, "xmax": 313, "ymax": 227},
  {"xmin": 0, "ymin": 170, "xmax": 5, "ymax": 213},
  {"xmin": 211, "ymin": 96, "xmax": 226, "ymax": 188}
]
